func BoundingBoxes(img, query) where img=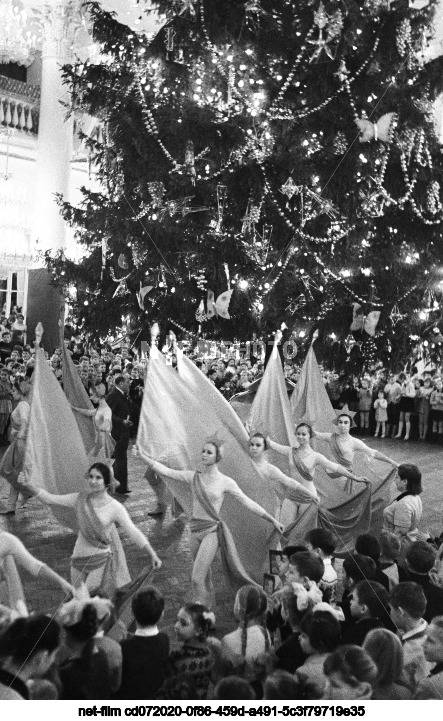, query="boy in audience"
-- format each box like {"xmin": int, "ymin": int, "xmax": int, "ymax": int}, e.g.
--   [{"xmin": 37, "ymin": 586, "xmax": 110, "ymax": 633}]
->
[
  {"xmin": 390, "ymin": 582, "xmax": 430, "ymax": 690},
  {"xmin": 341, "ymin": 580, "xmax": 389, "ymax": 645},
  {"xmin": 275, "ymin": 587, "xmax": 308, "ymax": 673},
  {"xmin": 340, "ymin": 553, "xmax": 377, "ymax": 623},
  {"xmin": 355, "ymin": 534, "xmax": 390, "ymax": 590},
  {"xmin": 117, "ymin": 586, "xmax": 169, "ymax": 700},
  {"xmin": 405, "ymin": 541, "xmax": 443, "ymax": 622},
  {"xmin": 304, "ymin": 528, "xmax": 338, "ymax": 604},
  {"xmin": 286, "ymin": 551, "xmax": 325, "ymax": 591},
  {"xmin": 379, "ymin": 531, "xmax": 409, "ymax": 591}
]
